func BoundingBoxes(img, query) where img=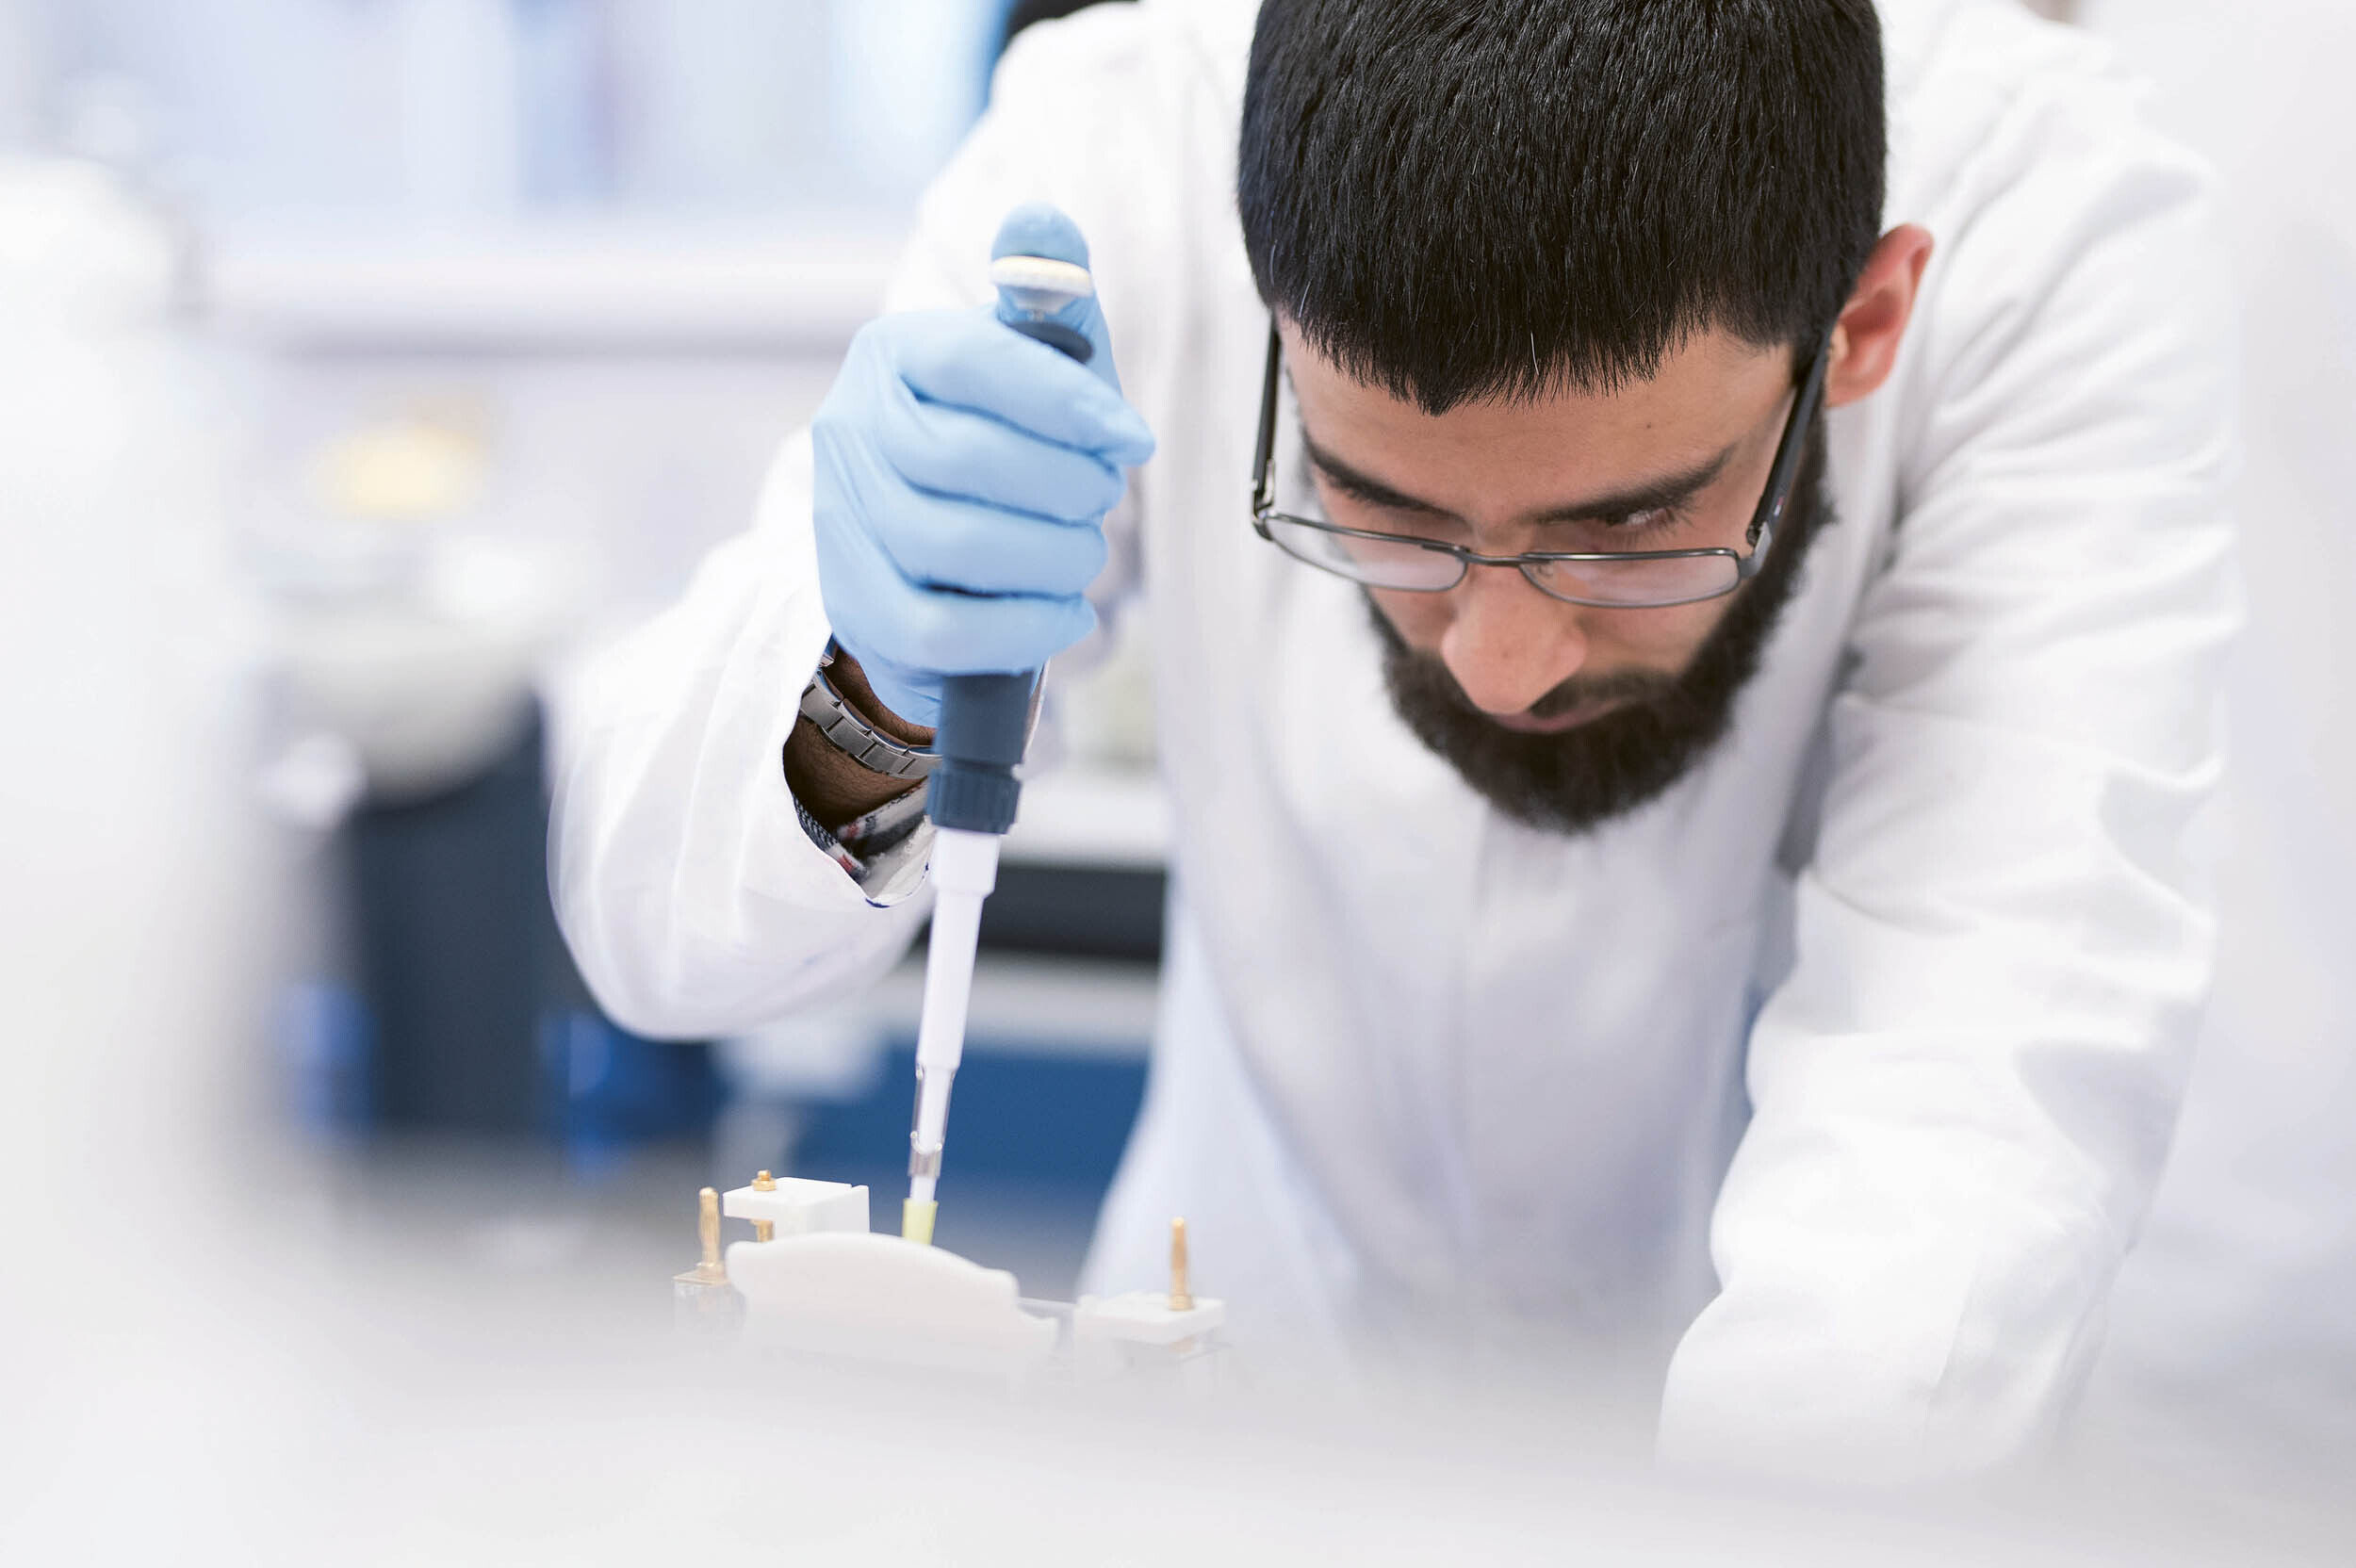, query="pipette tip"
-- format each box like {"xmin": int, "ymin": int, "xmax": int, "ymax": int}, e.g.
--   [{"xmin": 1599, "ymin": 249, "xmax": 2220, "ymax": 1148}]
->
[{"xmin": 1169, "ymin": 1217, "xmax": 1193, "ymax": 1312}]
